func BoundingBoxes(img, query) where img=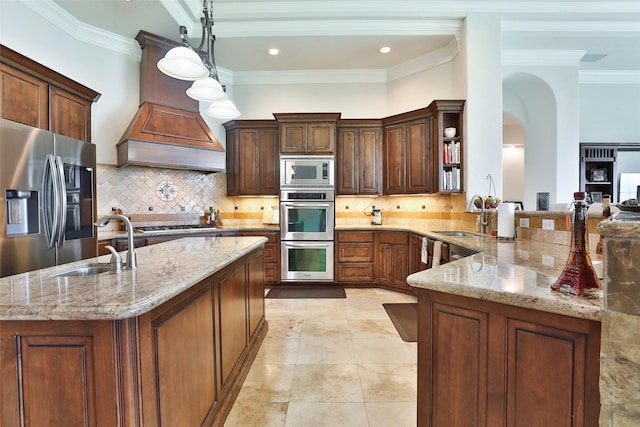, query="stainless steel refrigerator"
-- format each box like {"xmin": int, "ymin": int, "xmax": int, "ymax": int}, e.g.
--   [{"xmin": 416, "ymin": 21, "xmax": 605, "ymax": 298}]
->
[{"xmin": 1, "ymin": 118, "xmax": 97, "ymax": 277}]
